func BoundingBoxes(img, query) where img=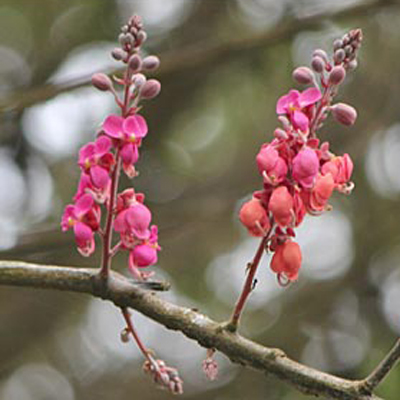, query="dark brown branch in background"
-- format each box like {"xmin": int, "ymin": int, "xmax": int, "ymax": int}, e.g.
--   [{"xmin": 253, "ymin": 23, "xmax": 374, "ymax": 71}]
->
[
  {"xmin": 0, "ymin": 260, "xmax": 398, "ymax": 400},
  {"xmin": 0, "ymin": 0, "xmax": 398, "ymax": 114}
]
